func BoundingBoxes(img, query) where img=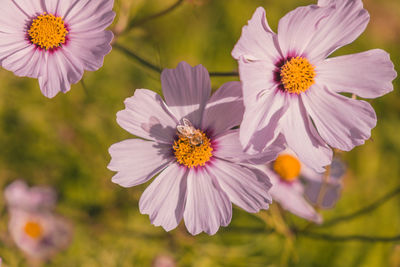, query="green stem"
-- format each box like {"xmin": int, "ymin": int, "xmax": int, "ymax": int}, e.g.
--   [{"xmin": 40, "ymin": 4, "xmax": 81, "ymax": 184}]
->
[
  {"xmin": 320, "ymin": 185, "xmax": 400, "ymax": 228},
  {"xmin": 124, "ymin": 0, "xmax": 185, "ymax": 34}
]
